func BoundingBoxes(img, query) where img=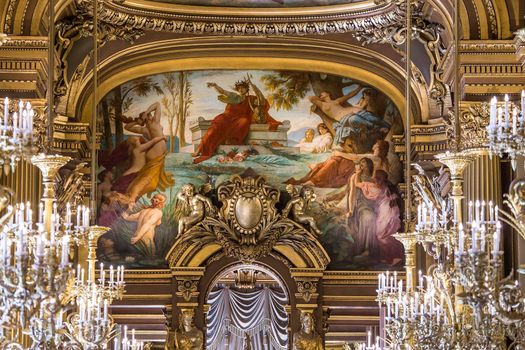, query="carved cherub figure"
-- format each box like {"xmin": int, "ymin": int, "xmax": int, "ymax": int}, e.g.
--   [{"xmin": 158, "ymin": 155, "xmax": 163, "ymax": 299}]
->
[
  {"xmin": 177, "ymin": 183, "xmax": 216, "ymax": 236},
  {"xmin": 283, "ymin": 185, "xmax": 322, "ymax": 235}
]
